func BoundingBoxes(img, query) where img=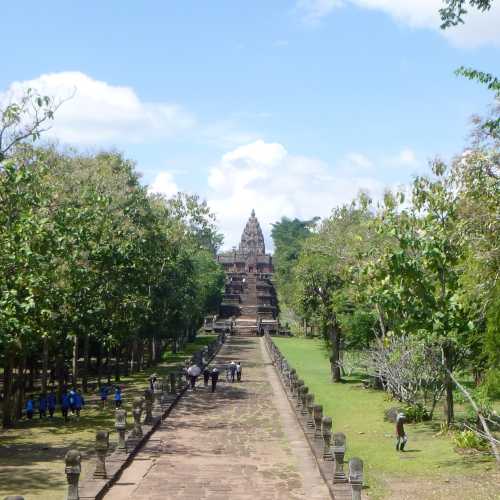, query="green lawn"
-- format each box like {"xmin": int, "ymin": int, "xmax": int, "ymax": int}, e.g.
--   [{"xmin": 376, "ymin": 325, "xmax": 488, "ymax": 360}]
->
[
  {"xmin": 274, "ymin": 337, "xmax": 498, "ymax": 500},
  {"xmin": 0, "ymin": 334, "xmax": 215, "ymax": 500}
]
